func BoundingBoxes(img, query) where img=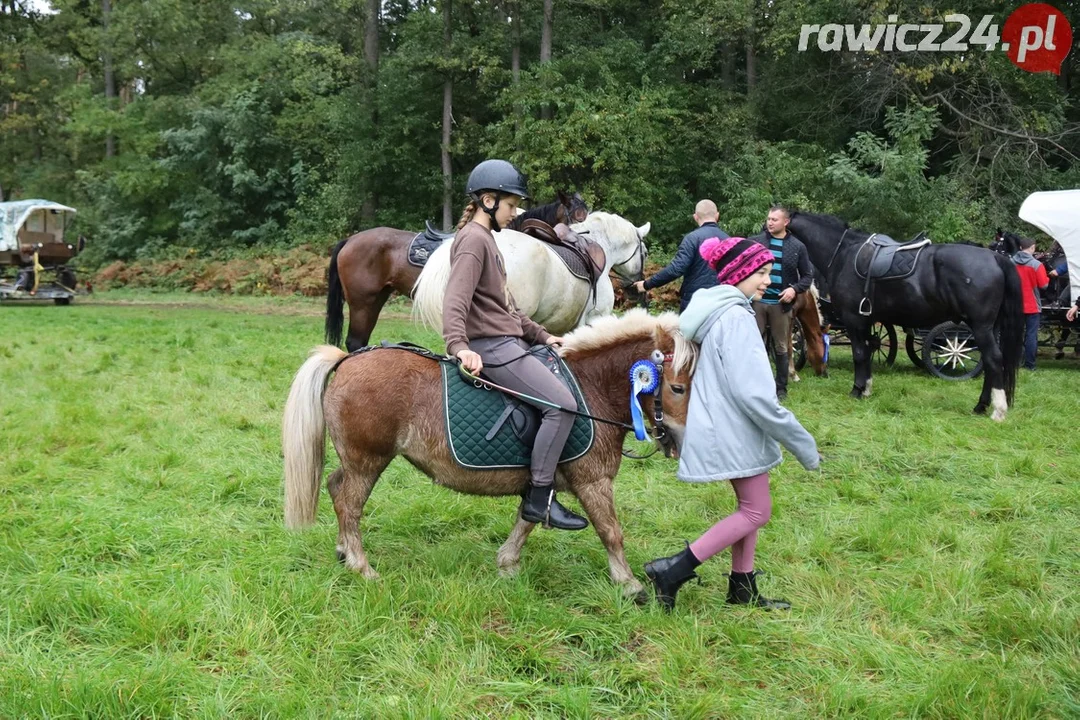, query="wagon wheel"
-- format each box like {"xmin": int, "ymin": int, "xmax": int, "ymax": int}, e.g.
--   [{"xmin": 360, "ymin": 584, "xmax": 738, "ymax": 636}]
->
[
  {"xmin": 792, "ymin": 318, "xmax": 807, "ymax": 371},
  {"xmin": 1036, "ymin": 324, "xmax": 1058, "ymax": 349},
  {"xmin": 921, "ymin": 321, "xmax": 983, "ymax": 380},
  {"xmin": 868, "ymin": 322, "xmax": 898, "ymax": 367},
  {"xmin": 905, "ymin": 329, "xmax": 926, "ymax": 369}
]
